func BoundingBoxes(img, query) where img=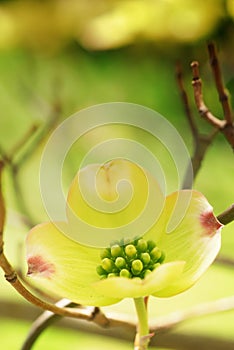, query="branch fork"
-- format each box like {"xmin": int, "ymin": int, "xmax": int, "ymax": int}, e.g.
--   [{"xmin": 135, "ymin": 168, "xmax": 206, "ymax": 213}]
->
[{"xmin": 191, "ymin": 42, "xmax": 234, "ymax": 148}]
